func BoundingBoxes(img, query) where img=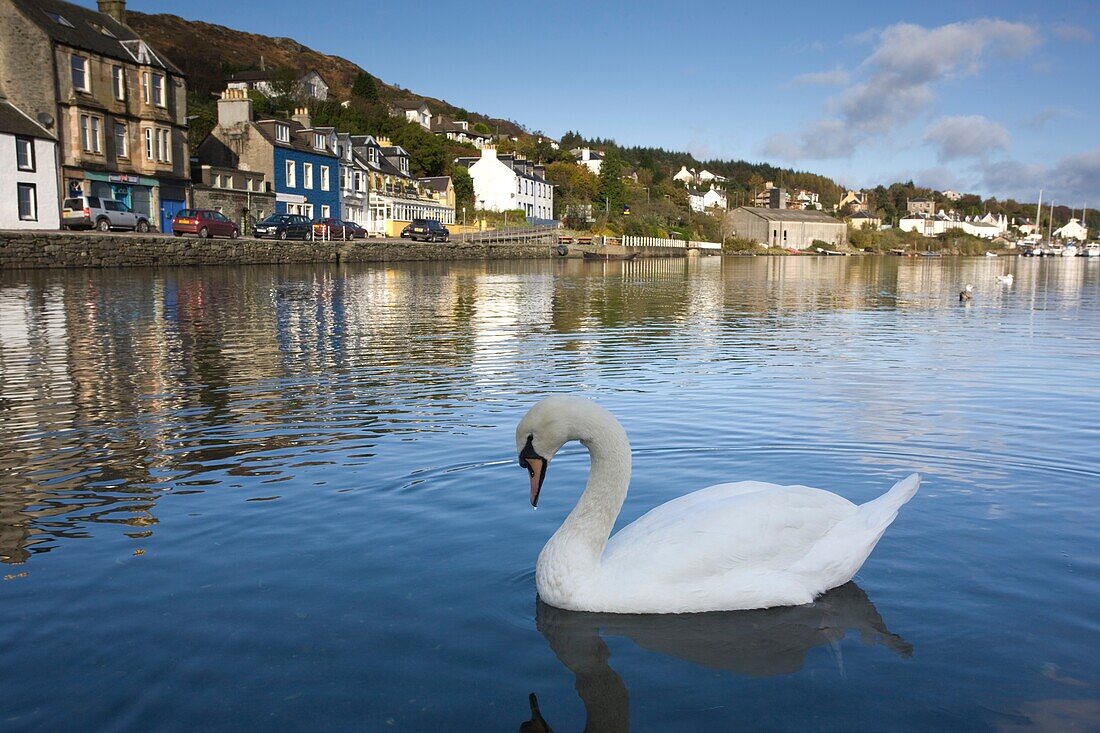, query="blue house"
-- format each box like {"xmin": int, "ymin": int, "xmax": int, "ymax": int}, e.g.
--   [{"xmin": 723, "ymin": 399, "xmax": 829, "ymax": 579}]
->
[{"xmin": 196, "ymin": 95, "xmax": 339, "ymax": 221}]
